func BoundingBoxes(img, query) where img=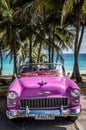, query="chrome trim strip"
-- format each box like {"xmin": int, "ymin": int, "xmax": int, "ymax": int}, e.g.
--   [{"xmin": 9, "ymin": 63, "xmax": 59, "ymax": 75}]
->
[
  {"xmin": 20, "ymin": 96, "xmax": 68, "ymax": 100},
  {"xmin": 6, "ymin": 108, "xmax": 80, "ymax": 119}
]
